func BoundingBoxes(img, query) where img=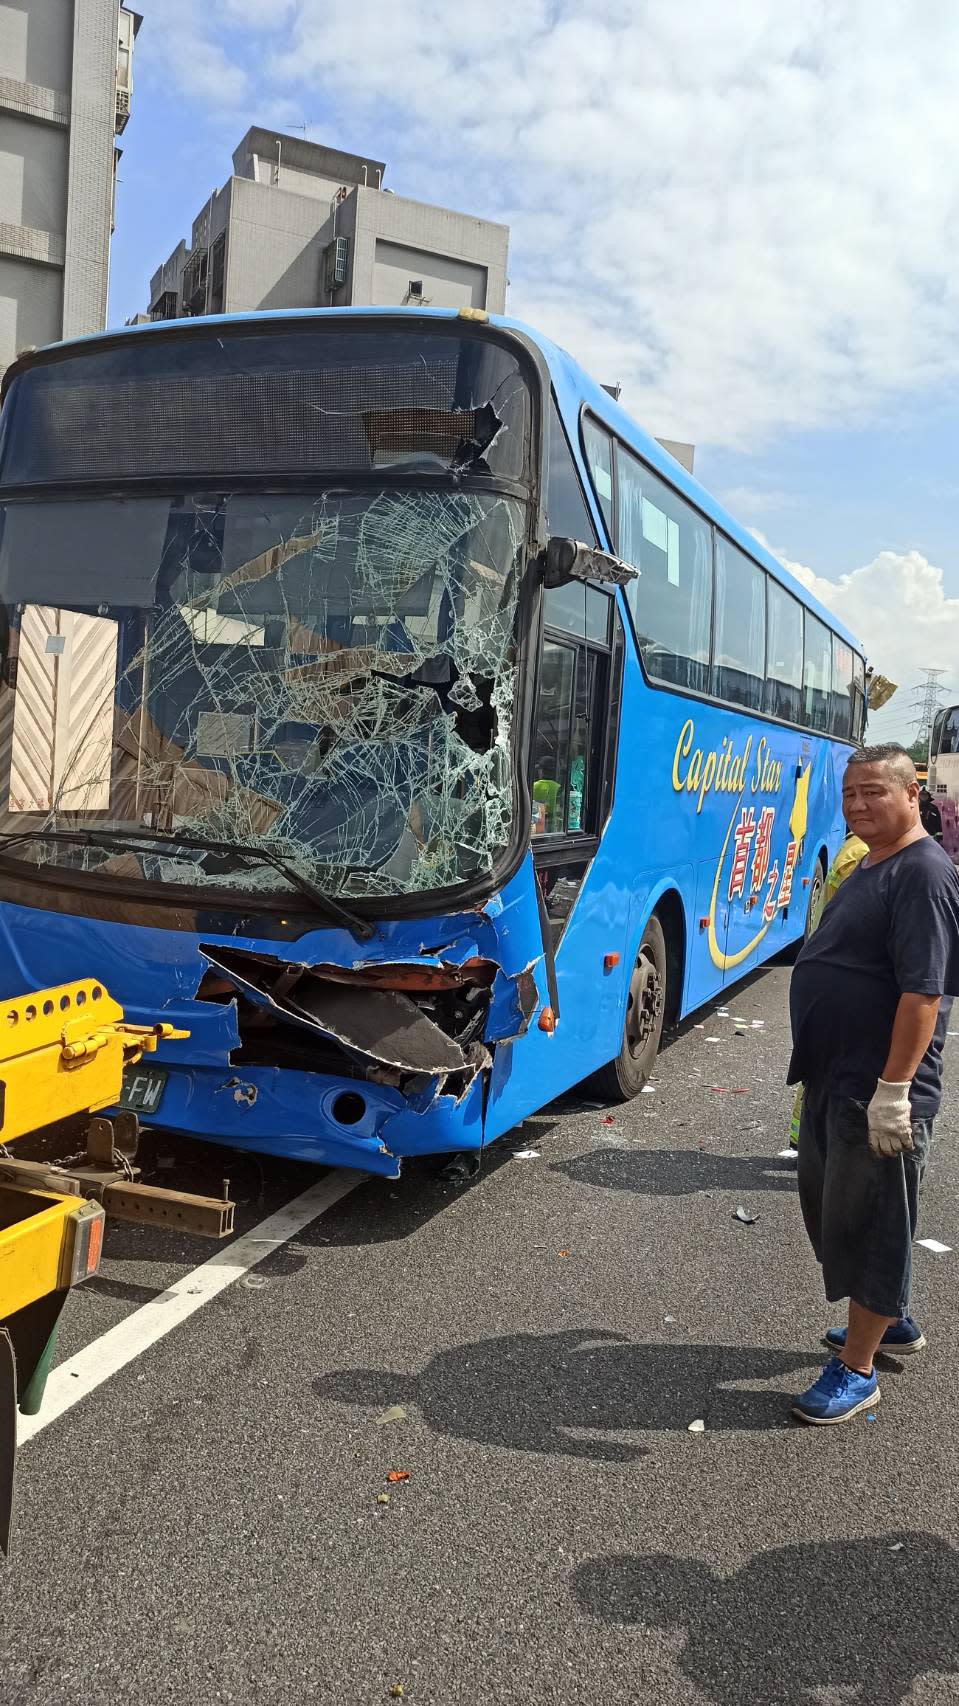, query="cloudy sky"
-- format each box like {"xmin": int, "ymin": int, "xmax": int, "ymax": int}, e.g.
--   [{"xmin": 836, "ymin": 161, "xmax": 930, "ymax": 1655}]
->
[{"xmin": 110, "ymin": 0, "xmax": 959, "ymax": 742}]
